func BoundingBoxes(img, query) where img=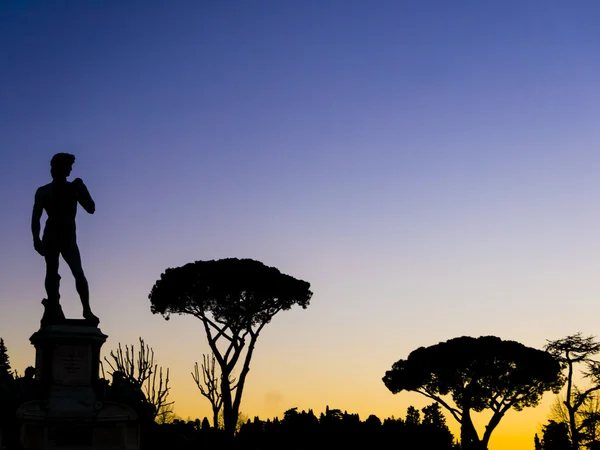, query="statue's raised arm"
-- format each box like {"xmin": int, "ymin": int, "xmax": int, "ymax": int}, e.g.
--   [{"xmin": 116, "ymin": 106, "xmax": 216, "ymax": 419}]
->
[{"xmin": 73, "ymin": 177, "xmax": 95, "ymax": 214}]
